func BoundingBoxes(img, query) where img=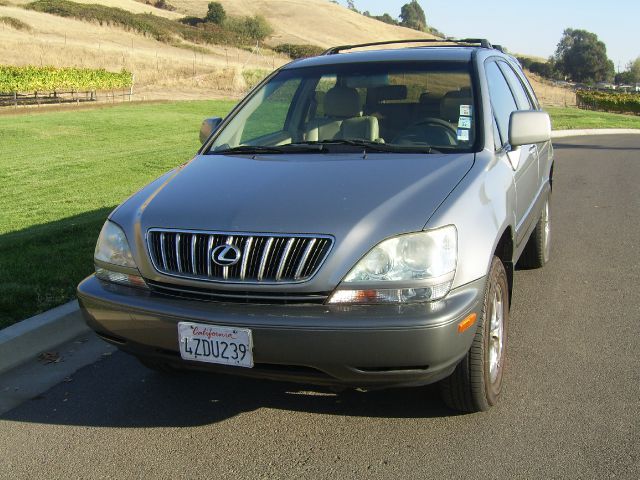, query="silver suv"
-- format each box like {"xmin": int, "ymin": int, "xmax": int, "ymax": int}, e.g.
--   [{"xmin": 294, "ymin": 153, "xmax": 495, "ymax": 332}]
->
[{"xmin": 78, "ymin": 39, "xmax": 553, "ymax": 412}]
